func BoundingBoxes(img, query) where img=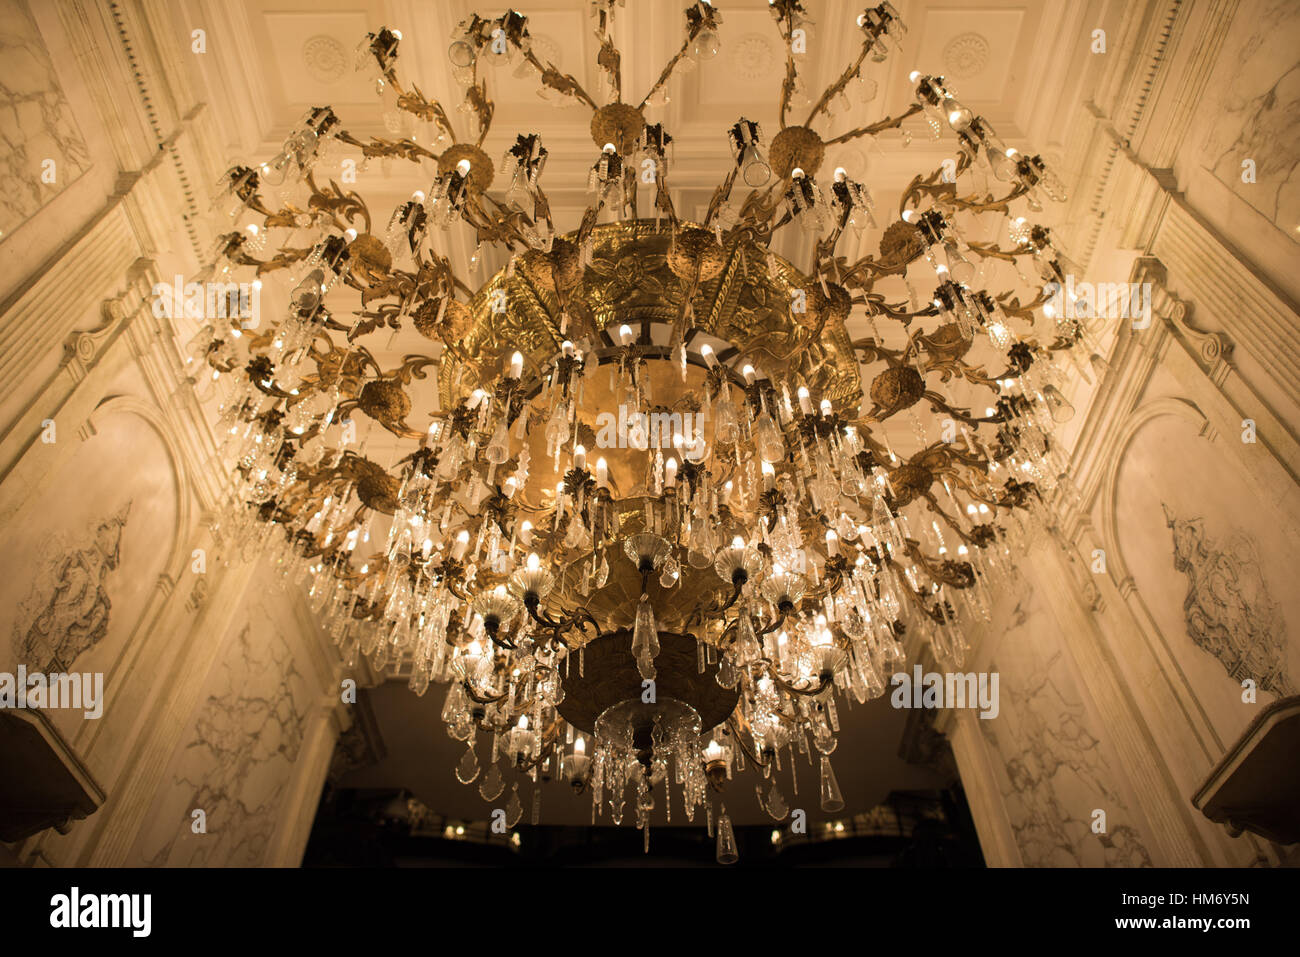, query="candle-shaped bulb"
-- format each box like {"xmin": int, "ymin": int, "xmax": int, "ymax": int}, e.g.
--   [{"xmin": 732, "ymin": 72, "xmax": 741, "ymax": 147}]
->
[
  {"xmin": 451, "ymin": 529, "xmax": 470, "ymax": 560},
  {"xmin": 526, "ymin": 552, "xmax": 540, "ymax": 571},
  {"xmin": 700, "ymin": 343, "xmax": 717, "ymax": 368},
  {"xmin": 618, "ymin": 324, "xmax": 633, "ymax": 345},
  {"xmin": 508, "ymin": 351, "xmax": 523, "ymax": 378},
  {"xmin": 664, "ymin": 458, "xmax": 678, "ymax": 487},
  {"xmin": 797, "ymin": 386, "xmax": 812, "ymax": 414},
  {"xmin": 596, "ymin": 457, "xmax": 609, "ymax": 489},
  {"xmin": 573, "ymin": 444, "xmax": 586, "ymax": 469},
  {"xmin": 741, "ymin": 364, "xmax": 756, "ymax": 384},
  {"xmin": 519, "ymin": 520, "xmax": 534, "ymax": 545},
  {"xmin": 761, "ymin": 460, "xmax": 776, "ymax": 490},
  {"xmin": 826, "ymin": 529, "xmax": 840, "ymax": 555}
]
